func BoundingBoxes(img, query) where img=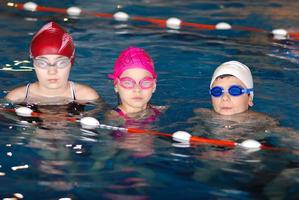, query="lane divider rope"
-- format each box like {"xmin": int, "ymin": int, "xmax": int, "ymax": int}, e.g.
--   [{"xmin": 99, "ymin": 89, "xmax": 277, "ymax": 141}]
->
[
  {"xmin": 5, "ymin": 2, "xmax": 299, "ymax": 41},
  {"xmin": 1, "ymin": 106, "xmax": 286, "ymax": 152}
]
